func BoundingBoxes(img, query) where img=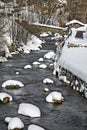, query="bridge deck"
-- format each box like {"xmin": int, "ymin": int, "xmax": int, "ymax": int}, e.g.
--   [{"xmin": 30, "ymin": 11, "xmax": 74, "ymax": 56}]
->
[{"xmin": 16, "ymin": 20, "xmax": 65, "ymax": 37}]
